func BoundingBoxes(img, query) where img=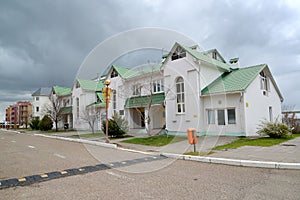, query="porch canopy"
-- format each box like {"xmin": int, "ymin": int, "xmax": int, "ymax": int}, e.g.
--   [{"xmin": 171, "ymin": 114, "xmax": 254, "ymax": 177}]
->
[{"xmin": 125, "ymin": 93, "xmax": 165, "ymax": 108}]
